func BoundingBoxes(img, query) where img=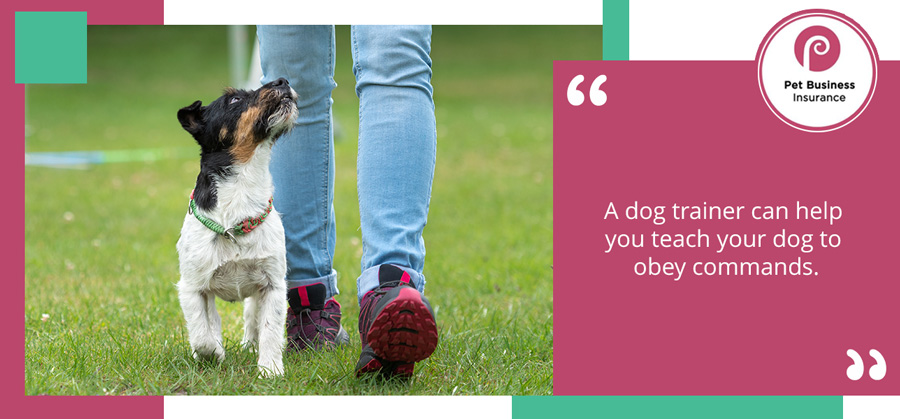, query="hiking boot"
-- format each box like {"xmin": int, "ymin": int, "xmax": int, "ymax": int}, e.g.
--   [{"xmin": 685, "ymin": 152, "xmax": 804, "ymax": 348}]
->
[
  {"xmin": 286, "ymin": 282, "xmax": 349, "ymax": 351},
  {"xmin": 355, "ymin": 265, "xmax": 438, "ymax": 377}
]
